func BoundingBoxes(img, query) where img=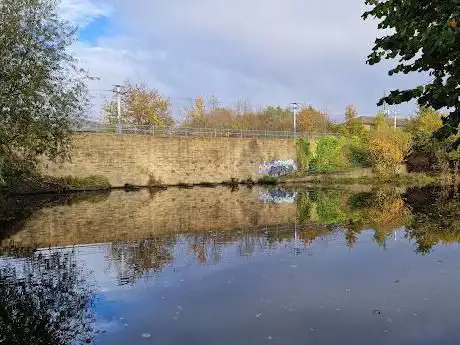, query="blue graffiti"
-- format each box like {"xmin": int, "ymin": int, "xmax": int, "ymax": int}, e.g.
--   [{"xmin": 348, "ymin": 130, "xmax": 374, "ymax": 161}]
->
[{"xmin": 258, "ymin": 159, "xmax": 297, "ymax": 177}]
